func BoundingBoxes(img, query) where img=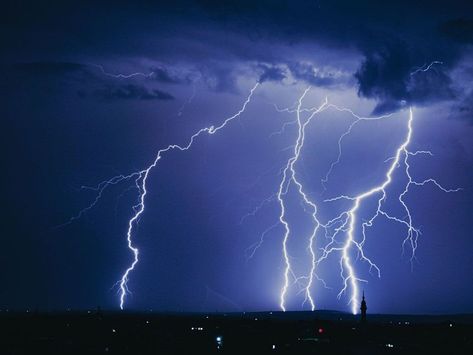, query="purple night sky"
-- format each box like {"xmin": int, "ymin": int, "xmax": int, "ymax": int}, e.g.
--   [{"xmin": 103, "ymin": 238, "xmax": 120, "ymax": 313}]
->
[{"xmin": 1, "ymin": 1, "xmax": 472, "ymax": 314}]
